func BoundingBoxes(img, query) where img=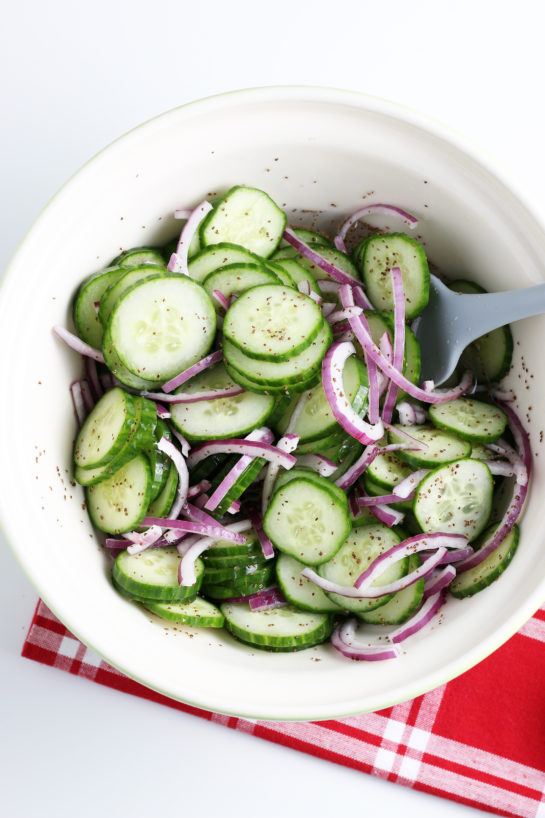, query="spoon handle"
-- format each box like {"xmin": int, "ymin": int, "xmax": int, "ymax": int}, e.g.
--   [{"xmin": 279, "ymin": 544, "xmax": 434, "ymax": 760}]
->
[{"xmin": 451, "ymin": 283, "xmax": 545, "ymax": 340}]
